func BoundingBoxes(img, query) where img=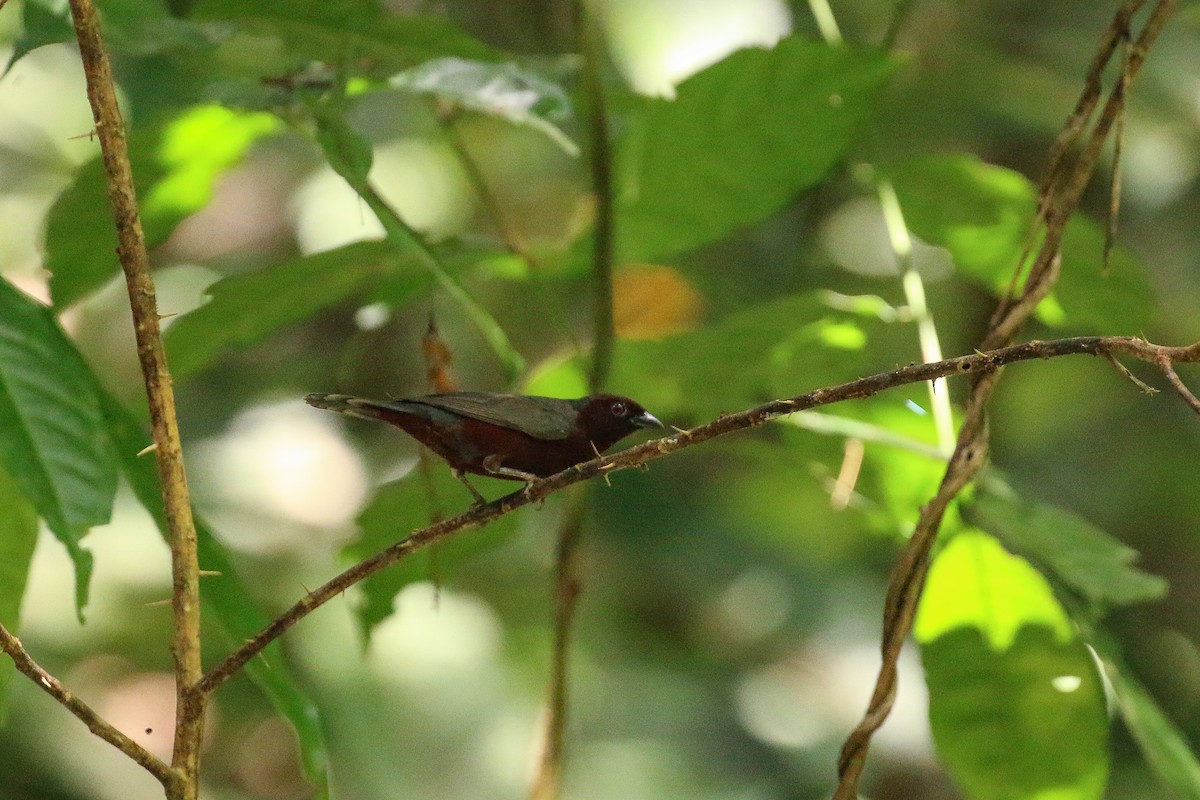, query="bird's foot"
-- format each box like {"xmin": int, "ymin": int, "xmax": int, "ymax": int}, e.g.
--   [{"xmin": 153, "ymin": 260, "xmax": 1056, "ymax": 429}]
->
[{"xmin": 453, "ymin": 469, "xmax": 488, "ymax": 508}]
